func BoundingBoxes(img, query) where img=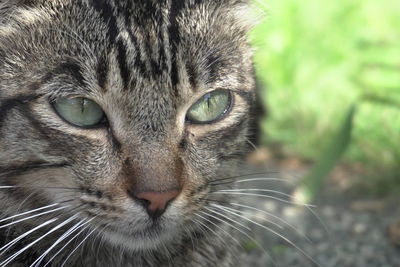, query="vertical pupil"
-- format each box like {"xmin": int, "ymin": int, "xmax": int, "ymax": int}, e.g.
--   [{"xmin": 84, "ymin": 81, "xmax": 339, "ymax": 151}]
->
[
  {"xmin": 80, "ymin": 98, "xmax": 85, "ymax": 113},
  {"xmin": 205, "ymin": 93, "xmax": 211, "ymax": 109}
]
